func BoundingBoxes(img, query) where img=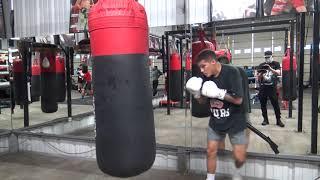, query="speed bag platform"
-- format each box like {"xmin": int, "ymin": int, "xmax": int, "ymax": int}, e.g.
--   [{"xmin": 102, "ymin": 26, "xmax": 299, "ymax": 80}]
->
[{"xmin": 89, "ymin": 0, "xmax": 156, "ymax": 177}]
